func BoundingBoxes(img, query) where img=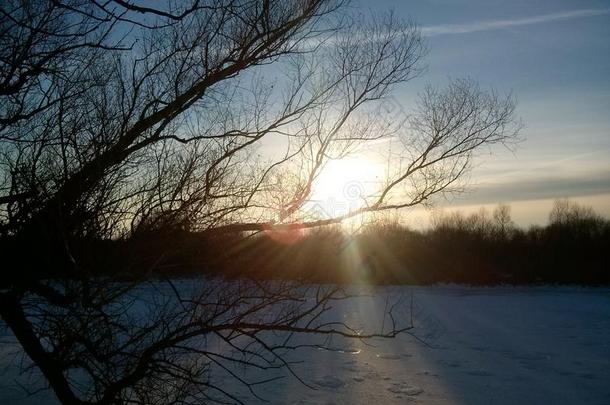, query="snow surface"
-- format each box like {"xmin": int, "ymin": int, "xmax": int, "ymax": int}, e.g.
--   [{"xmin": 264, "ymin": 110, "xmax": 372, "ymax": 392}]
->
[{"xmin": 2, "ymin": 285, "xmax": 610, "ymax": 404}]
